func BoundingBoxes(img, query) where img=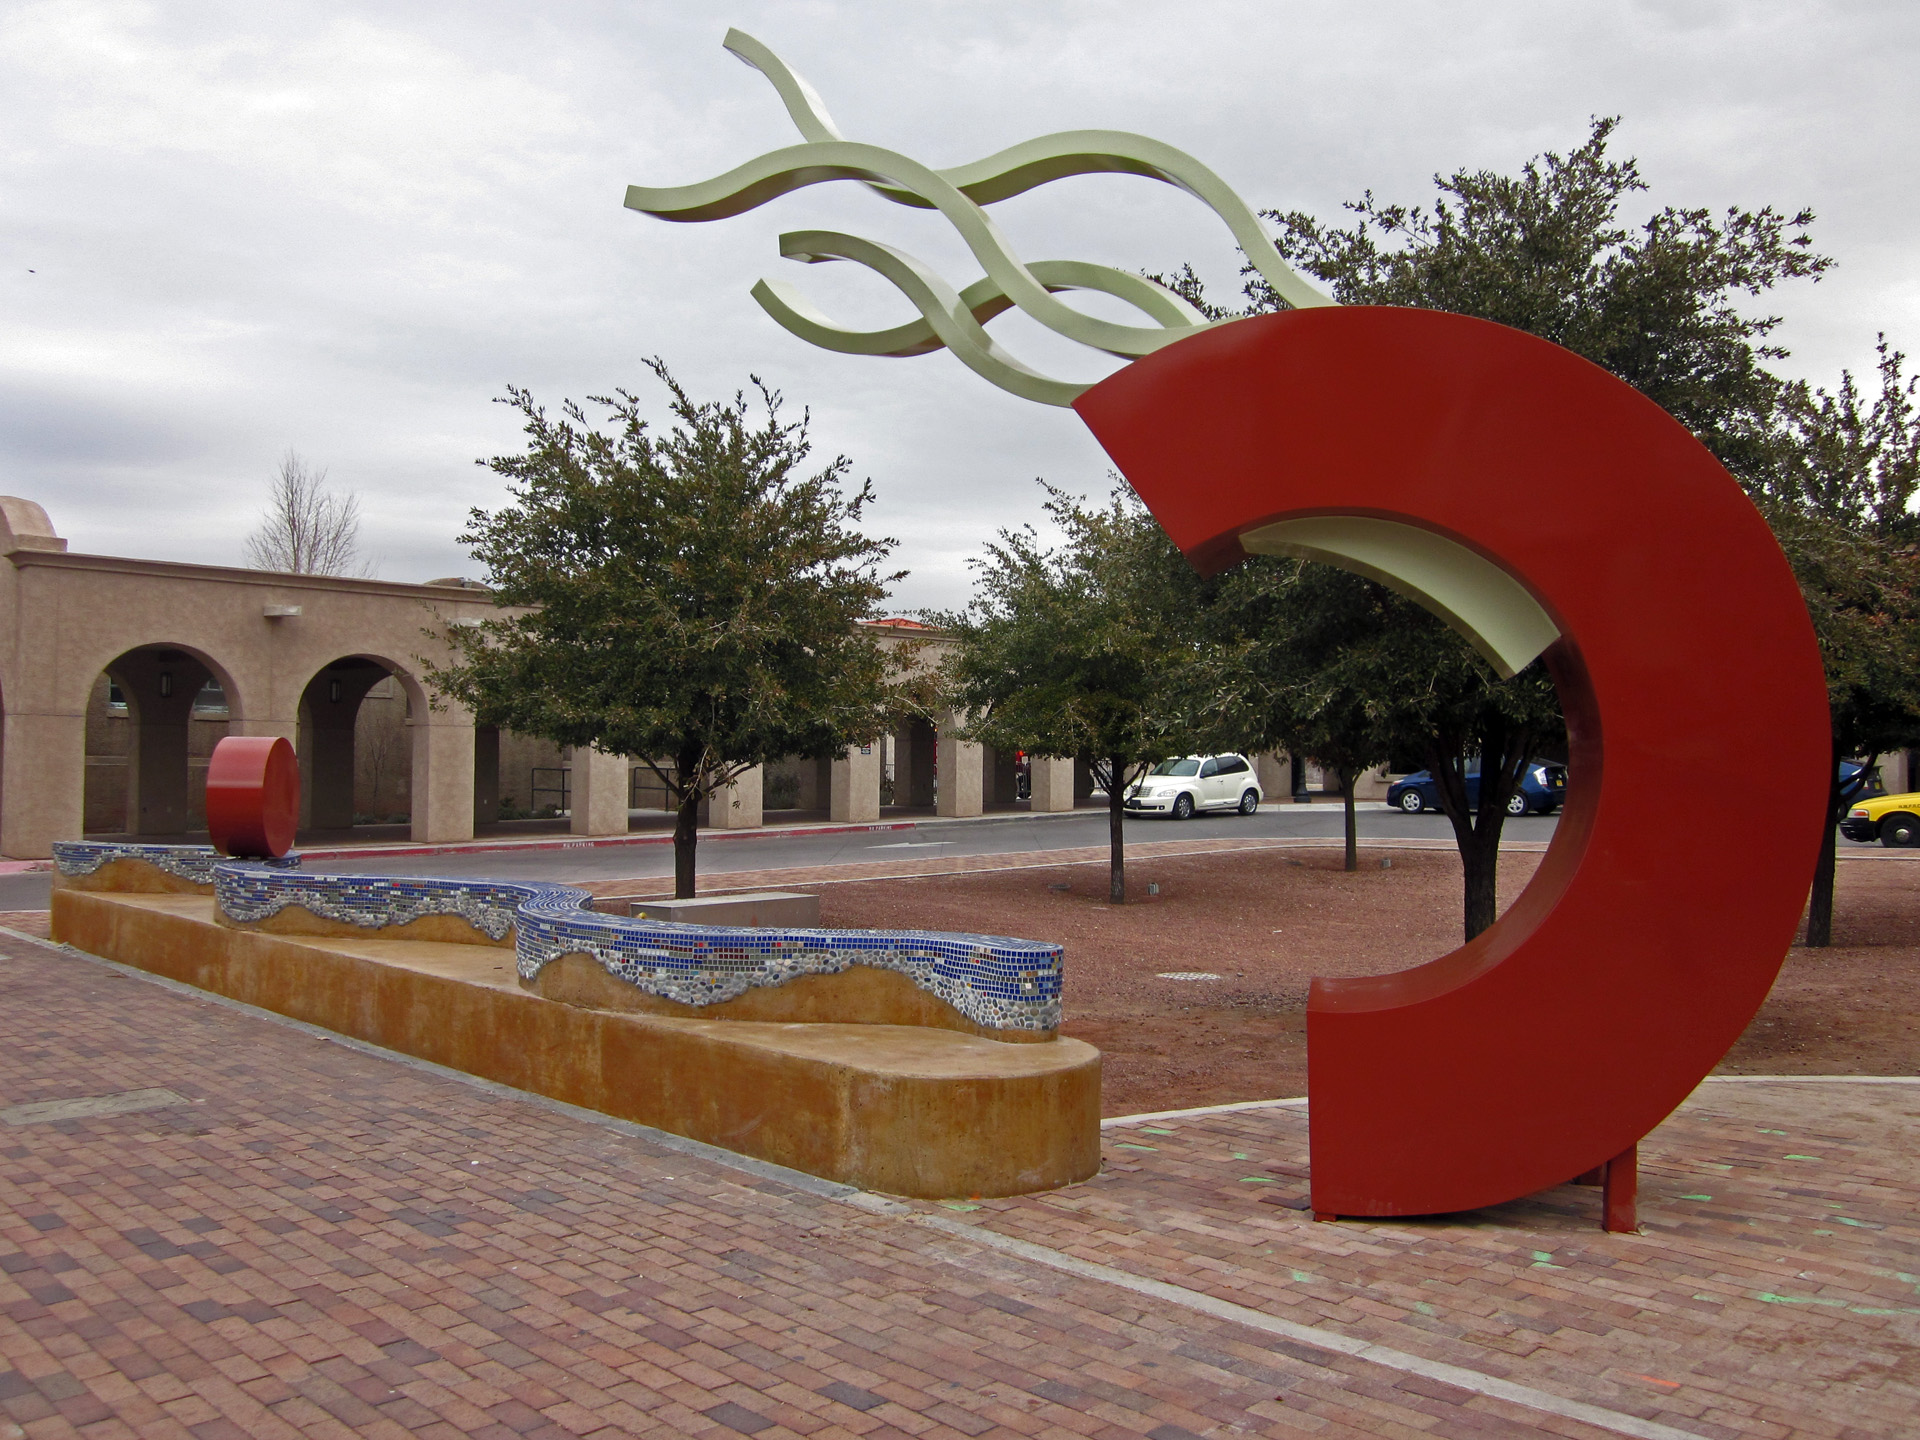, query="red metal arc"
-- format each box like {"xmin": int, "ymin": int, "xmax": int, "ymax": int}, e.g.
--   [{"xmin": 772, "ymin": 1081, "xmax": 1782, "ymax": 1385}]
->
[
  {"xmin": 206, "ymin": 736, "xmax": 300, "ymax": 860},
  {"xmin": 1075, "ymin": 307, "xmax": 1830, "ymax": 1218}
]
